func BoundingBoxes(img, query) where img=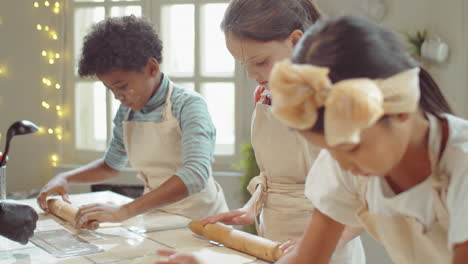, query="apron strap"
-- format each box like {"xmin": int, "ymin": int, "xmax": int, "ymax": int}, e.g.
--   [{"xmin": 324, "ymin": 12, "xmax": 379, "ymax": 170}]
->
[
  {"xmin": 247, "ymin": 173, "xmax": 268, "ymax": 236},
  {"xmin": 124, "ymin": 82, "xmax": 175, "ymax": 122},
  {"xmin": 163, "ymin": 82, "xmax": 175, "ymax": 121},
  {"xmin": 124, "ymin": 107, "xmax": 132, "ymax": 121},
  {"xmin": 426, "ymin": 113, "xmax": 450, "ymax": 224}
]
